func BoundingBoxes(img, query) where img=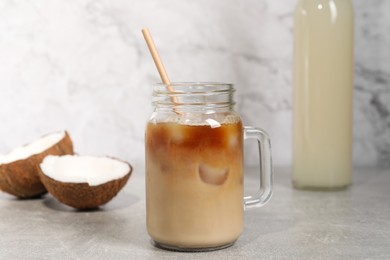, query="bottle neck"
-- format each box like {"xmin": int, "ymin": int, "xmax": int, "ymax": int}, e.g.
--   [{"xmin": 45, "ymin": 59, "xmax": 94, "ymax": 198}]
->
[{"xmin": 152, "ymin": 82, "xmax": 236, "ymax": 113}]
